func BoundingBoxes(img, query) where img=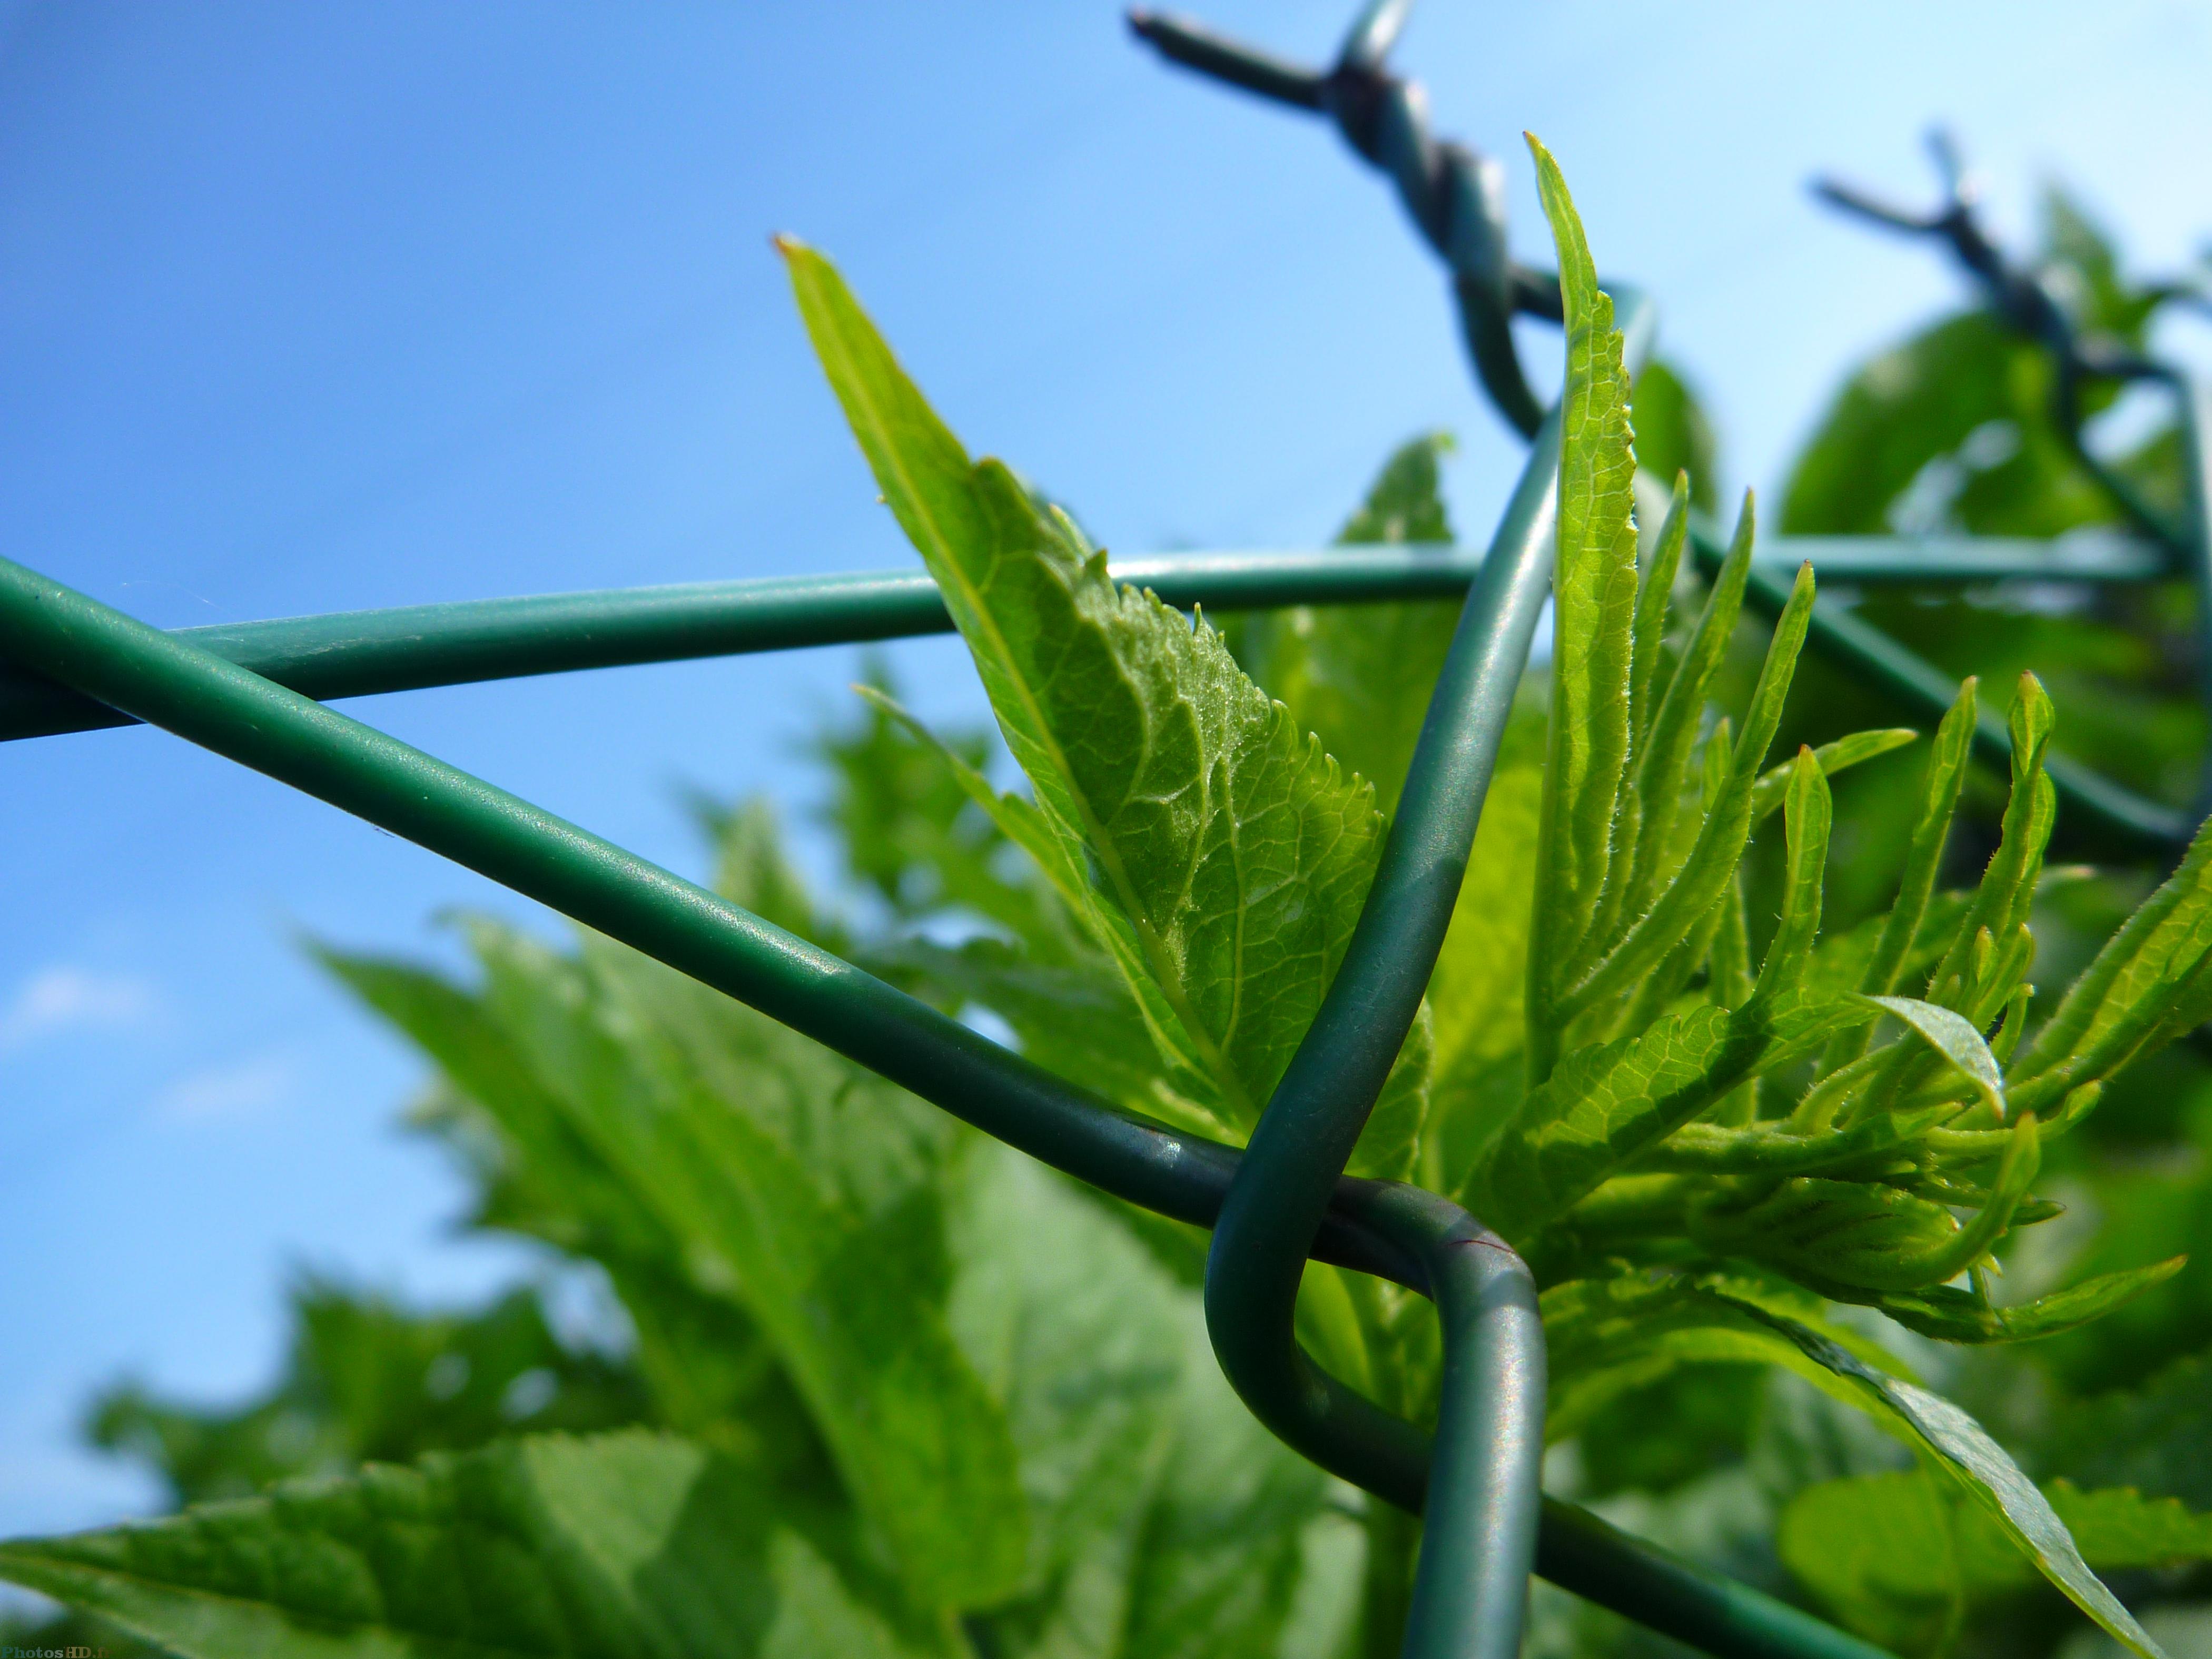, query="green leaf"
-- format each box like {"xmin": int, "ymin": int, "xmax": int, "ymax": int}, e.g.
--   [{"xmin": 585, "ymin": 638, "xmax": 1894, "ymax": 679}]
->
[
  {"xmin": 811, "ymin": 658, "xmax": 1063, "ymax": 949},
  {"xmin": 323, "ymin": 951, "xmax": 791, "ymax": 1449},
  {"xmin": 1869, "ymin": 1260, "xmax": 2186, "ymax": 1345},
  {"xmin": 1746, "ymin": 728, "xmax": 1918, "ymax": 823},
  {"xmin": 1551, "ymin": 560, "xmax": 1818, "ymax": 1036},
  {"xmin": 85, "ymin": 1278, "xmax": 647, "ymax": 1509},
  {"xmin": 333, "ymin": 908, "xmax": 1349, "ymax": 1647},
  {"xmin": 946, "ymin": 1144, "xmax": 1345, "ymax": 1658},
  {"xmin": 1928, "ymin": 674, "xmax": 2056, "ymax": 1020},
  {"xmin": 865, "ymin": 934, "xmax": 1185, "ymax": 1128},
  {"xmin": 1811, "ymin": 685, "xmax": 1977, "ymax": 1089},
  {"xmin": 1525, "ymin": 134, "xmax": 1642, "ymax": 1033},
  {"xmin": 1460, "ymin": 990, "xmax": 1860, "ymax": 1243},
  {"xmin": 1120, "ymin": 1341, "xmax": 1351, "ymax": 1659},
  {"xmin": 1423, "ymin": 700, "xmax": 1544, "ymax": 1187},
  {"xmin": 1587, "ymin": 476, "xmax": 1688, "ymax": 959},
  {"xmin": 1626, "ymin": 473, "xmax": 1690, "ymax": 767},
  {"xmin": 1233, "ymin": 433, "xmax": 1464, "ymax": 816},
  {"xmin": 556, "ymin": 936, "xmax": 1031, "ymax": 1607},
  {"xmin": 784, "ymin": 240, "xmax": 1388, "ymax": 1130},
  {"xmin": 1780, "ymin": 311, "xmax": 2122, "ymax": 540},
  {"xmin": 1630, "ymin": 359, "xmax": 1719, "ymax": 513},
  {"xmin": 946, "ymin": 1145, "xmax": 1185, "ymax": 1651},
  {"xmin": 2046, "ymin": 1351, "xmax": 2212, "ymax": 1511},
  {"xmin": 1617, "ymin": 497, "xmax": 1755, "ymax": 930},
  {"xmin": 2013, "ymin": 808, "xmax": 2212, "ymax": 1111},
  {"xmin": 332, "ymin": 922, "xmax": 1030, "ymax": 1611},
  {"xmin": 1539, "ymin": 1272, "xmax": 1906, "ymax": 1444},
  {"xmin": 1704, "ymin": 1289, "xmax": 2172, "ymax": 1657},
  {"xmin": 2043, "ymin": 1480, "xmax": 2212, "ymax": 1568},
  {"xmin": 1698, "ymin": 1112, "xmax": 2043, "ymax": 1297},
  {"xmin": 763, "ymin": 1533, "xmax": 926, "ymax": 1659},
  {"xmin": 1335, "ymin": 432, "xmax": 1456, "ymax": 546},
  {"xmin": 1862, "ymin": 994, "xmax": 2006, "ymax": 1117},
  {"xmin": 1641, "ymin": 1108, "xmax": 1935, "ymax": 1177},
  {"xmin": 852, "ymin": 685, "xmax": 1245, "ymax": 1147},
  {"xmin": 2040, "ymin": 186, "xmax": 2158, "ymax": 341},
  {"xmin": 0, "ymin": 1429, "xmax": 936, "ymax": 1659},
  {"xmin": 1781, "ymin": 1470, "xmax": 2212, "ymax": 1655},
  {"xmin": 1711, "ymin": 859, "xmax": 1755, "ymax": 1014},
  {"xmin": 1351, "ymin": 1002, "xmax": 1435, "ymax": 1184},
  {"xmin": 1753, "ymin": 749, "xmax": 1832, "ymax": 998},
  {"xmin": 1776, "ymin": 1468, "xmax": 1968, "ymax": 1655},
  {"xmin": 690, "ymin": 794, "xmax": 827, "ymax": 944},
  {"xmin": 1863, "ymin": 682, "xmax": 1978, "ymax": 1000}
]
